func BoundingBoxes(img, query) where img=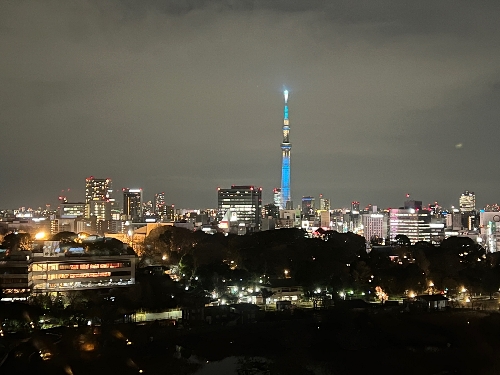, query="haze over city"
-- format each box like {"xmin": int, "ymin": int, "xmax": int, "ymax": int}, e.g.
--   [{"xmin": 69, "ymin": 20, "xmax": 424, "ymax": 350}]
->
[{"xmin": 2, "ymin": 1, "xmax": 500, "ymax": 209}]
